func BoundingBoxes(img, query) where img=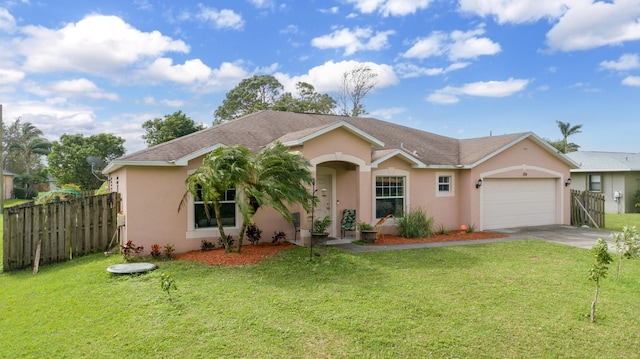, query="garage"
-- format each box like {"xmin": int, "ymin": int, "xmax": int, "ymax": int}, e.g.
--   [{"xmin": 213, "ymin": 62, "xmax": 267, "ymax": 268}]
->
[{"xmin": 482, "ymin": 178, "xmax": 558, "ymax": 230}]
